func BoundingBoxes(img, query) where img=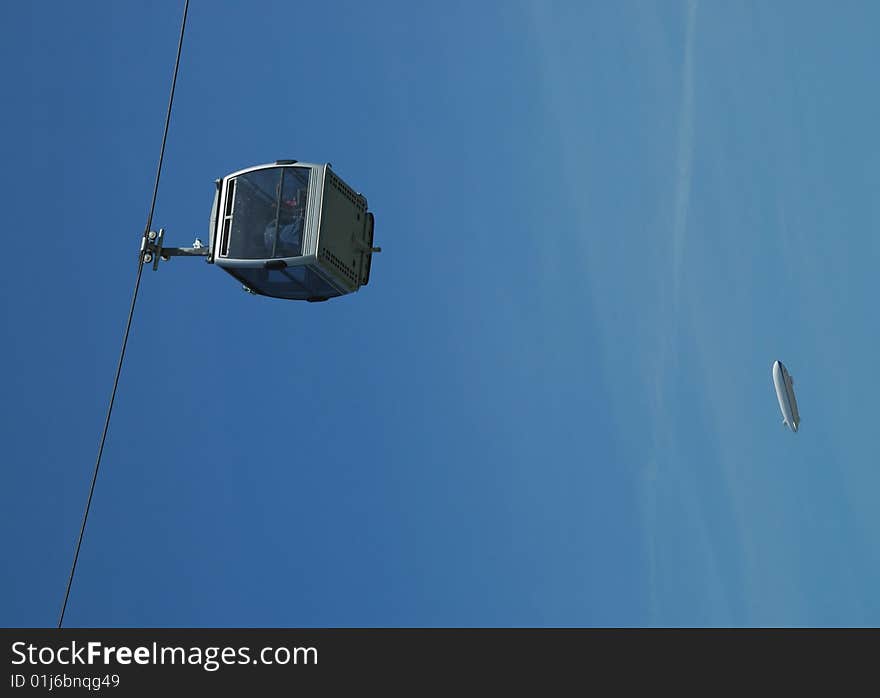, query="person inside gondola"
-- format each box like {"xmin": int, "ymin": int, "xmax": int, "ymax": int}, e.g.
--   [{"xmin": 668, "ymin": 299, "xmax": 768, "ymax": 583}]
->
[{"xmin": 263, "ymin": 189, "xmax": 305, "ymax": 258}]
